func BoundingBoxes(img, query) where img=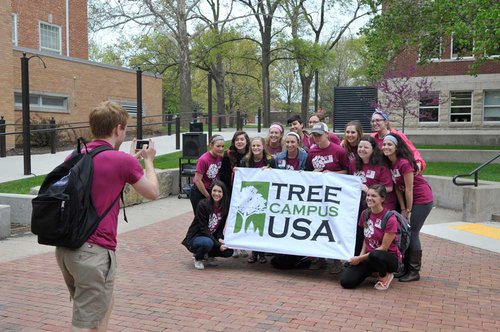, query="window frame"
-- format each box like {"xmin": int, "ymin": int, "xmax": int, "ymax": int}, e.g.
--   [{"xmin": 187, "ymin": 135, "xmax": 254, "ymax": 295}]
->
[
  {"xmin": 39, "ymin": 21, "xmax": 62, "ymax": 54},
  {"xmin": 418, "ymin": 91, "xmax": 440, "ymax": 123},
  {"xmin": 483, "ymin": 90, "xmax": 500, "ymax": 123},
  {"xmin": 450, "ymin": 34, "xmax": 474, "ymax": 60},
  {"xmin": 449, "ymin": 91, "xmax": 473, "ymax": 123},
  {"xmin": 14, "ymin": 91, "xmax": 69, "ymax": 113},
  {"xmin": 12, "ymin": 13, "xmax": 18, "ymax": 46}
]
